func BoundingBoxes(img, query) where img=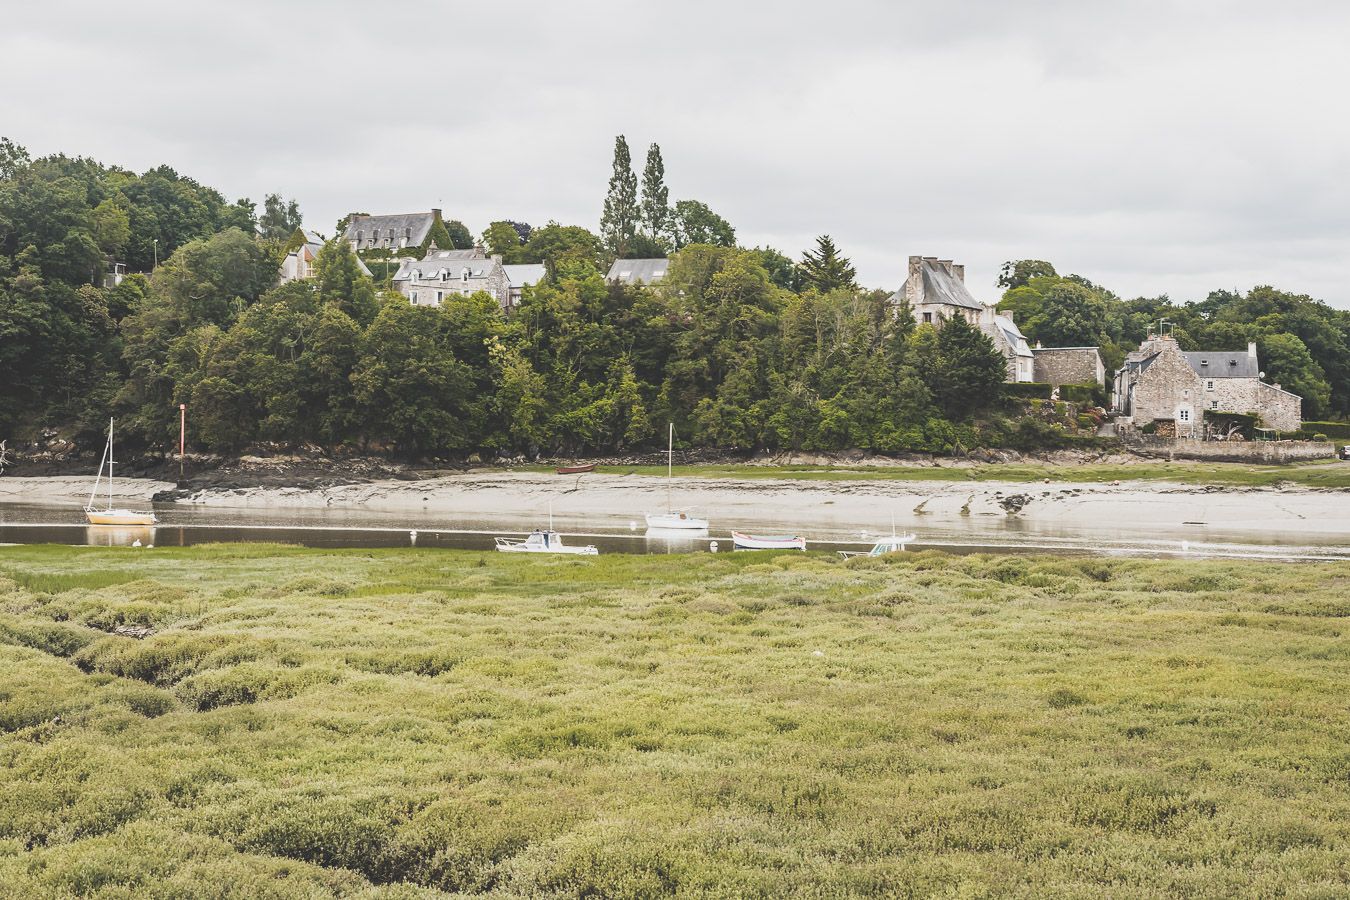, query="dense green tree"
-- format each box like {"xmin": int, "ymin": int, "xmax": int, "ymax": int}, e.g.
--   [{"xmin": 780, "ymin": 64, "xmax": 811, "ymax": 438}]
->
[
  {"xmin": 797, "ymin": 235, "xmax": 856, "ymax": 292},
  {"xmin": 313, "ymin": 240, "xmax": 378, "ymax": 325},
  {"xmin": 352, "ymin": 300, "xmax": 477, "ymax": 455},
  {"xmin": 997, "ymin": 259, "xmax": 1057, "ymax": 290},
  {"xmin": 444, "ymin": 219, "xmax": 474, "ymax": 250},
  {"xmin": 482, "ymin": 220, "xmax": 525, "ymax": 259},
  {"xmin": 1026, "ymin": 282, "xmax": 1109, "ymax": 347},
  {"xmin": 517, "ymin": 222, "xmax": 606, "ymax": 276},
  {"xmin": 599, "ymin": 135, "xmax": 638, "ymax": 255},
  {"xmin": 669, "ymin": 200, "xmax": 735, "ymax": 249},
  {"xmin": 259, "ymin": 194, "xmax": 302, "ymax": 243},
  {"xmin": 639, "ymin": 143, "xmax": 669, "ymax": 240},
  {"xmin": 930, "ymin": 315, "xmax": 1007, "ymax": 420},
  {"xmin": 746, "ymin": 246, "xmax": 797, "ymax": 291},
  {"xmin": 1257, "ymin": 333, "xmax": 1330, "ymax": 419}
]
